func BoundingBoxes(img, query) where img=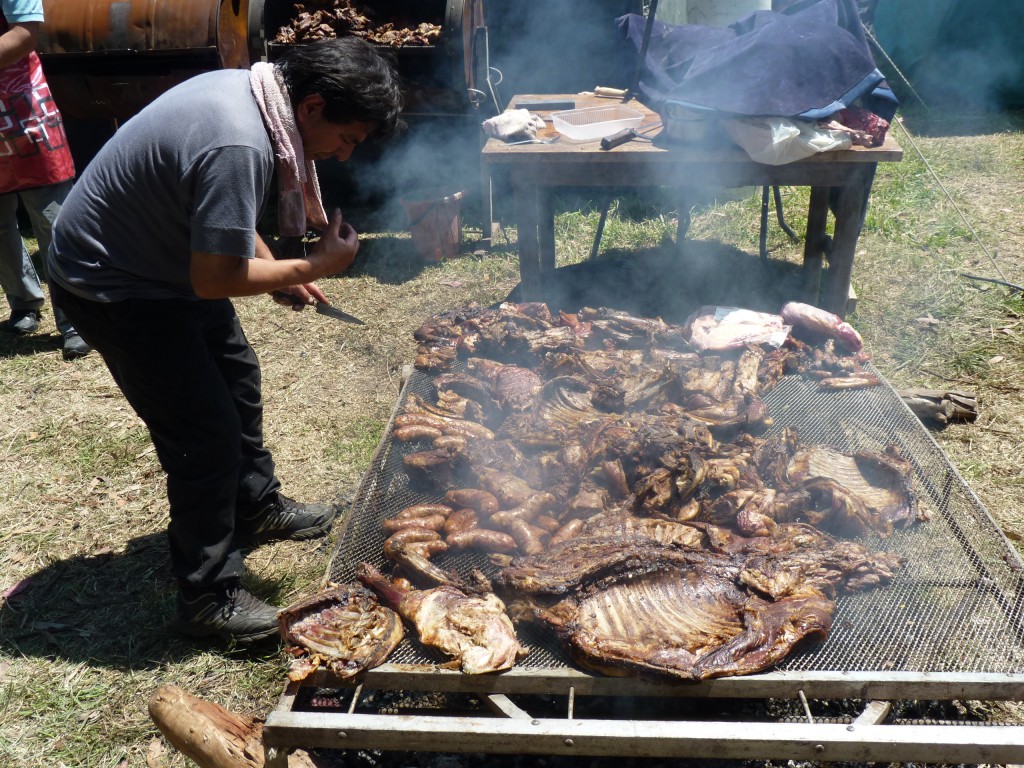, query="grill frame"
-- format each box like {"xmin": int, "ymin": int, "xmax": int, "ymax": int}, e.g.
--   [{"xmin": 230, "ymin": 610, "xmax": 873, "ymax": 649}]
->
[{"xmin": 264, "ymin": 362, "xmax": 1024, "ymax": 764}]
